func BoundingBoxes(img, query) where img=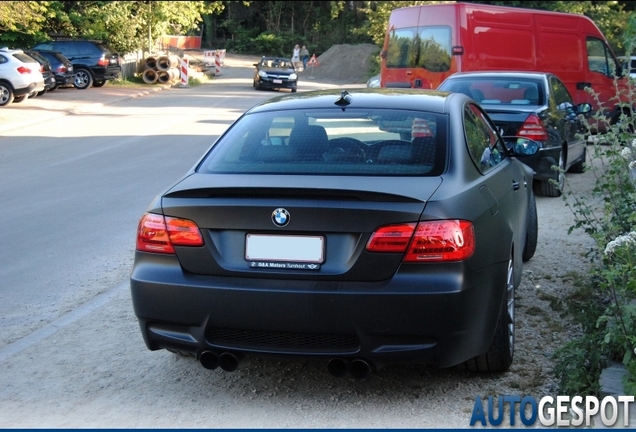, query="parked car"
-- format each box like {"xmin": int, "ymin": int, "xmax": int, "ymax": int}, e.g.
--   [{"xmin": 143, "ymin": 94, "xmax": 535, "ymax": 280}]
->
[
  {"xmin": 30, "ymin": 39, "xmax": 121, "ymax": 90},
  {"xmin": 0, "ymin": 47, "xmax": 45, "ymax": 106},
  {"xmin": 253, "ymin": 56, "xmax": 297, "ymax": 92},
  {"xmin": 366, "ymin": 74, "xmax": 380, "ymax": 88},
  {"xmin": 24, "ymin": 50, "xmax": 57, "ymax": 96},
  {"xmin": 130, "ymin": 88, "xmax": 540, "ymax": 379},
  {"xmin": 31, "ymin": 50, "xmax": 75, "ymax": 90},
  {"xmin": 438, "ymin": 71, "xmax": 591, "ymax": 197},
  {"xmin": 618, "ymin": 56, "xmax": 636, "ymax": 79}
]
